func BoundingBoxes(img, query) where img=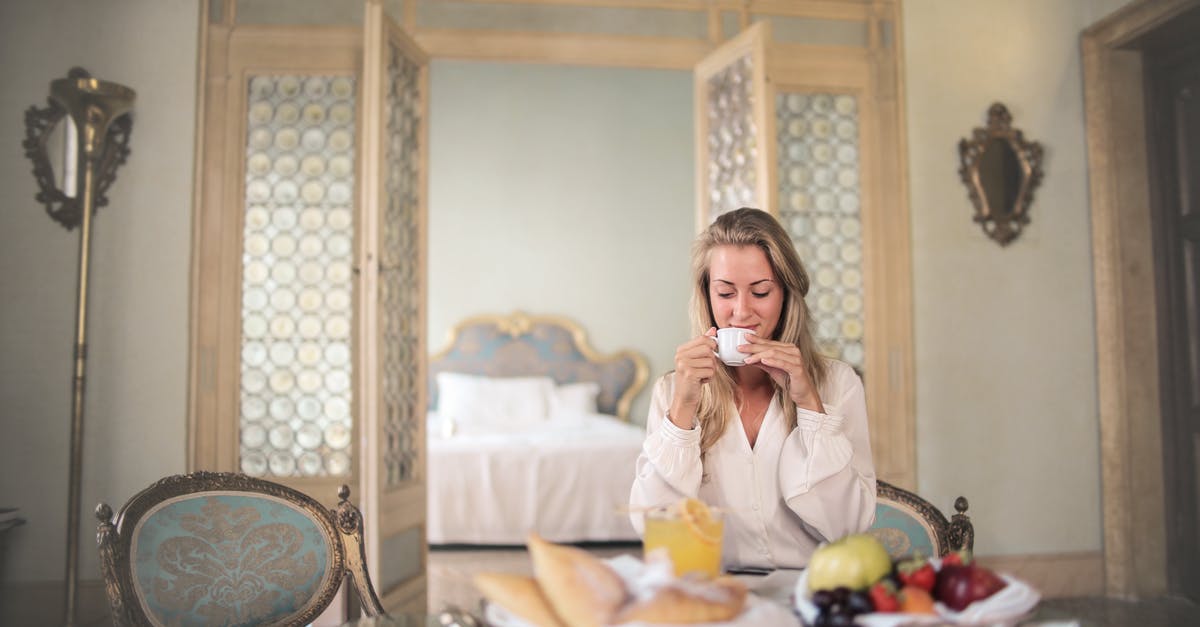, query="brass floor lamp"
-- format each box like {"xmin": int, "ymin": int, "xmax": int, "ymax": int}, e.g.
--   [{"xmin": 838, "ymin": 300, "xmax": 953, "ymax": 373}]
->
[{"xmin": 22, "ymin": 67, "xmax": 135, "ymax": 626}]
